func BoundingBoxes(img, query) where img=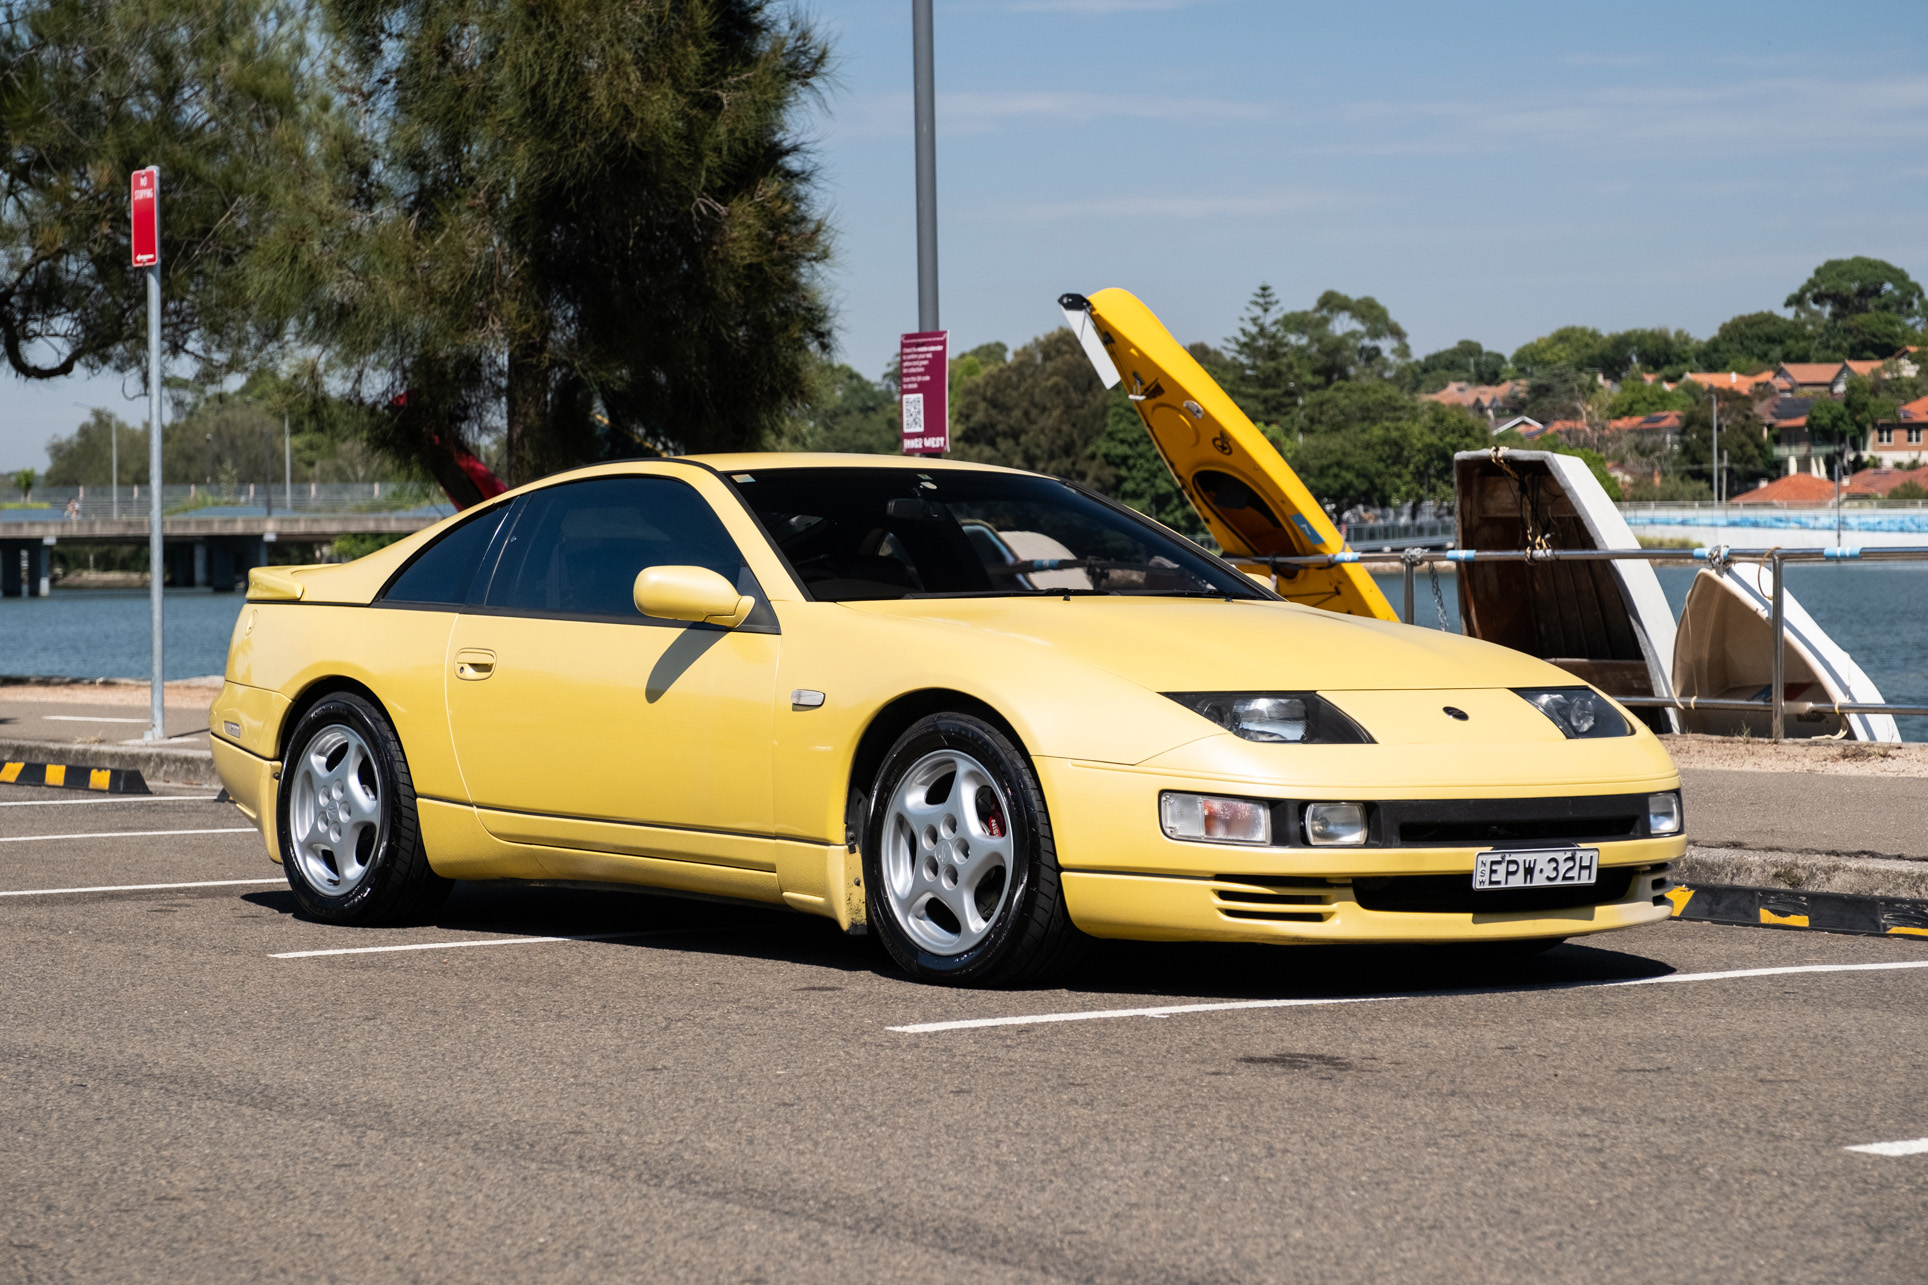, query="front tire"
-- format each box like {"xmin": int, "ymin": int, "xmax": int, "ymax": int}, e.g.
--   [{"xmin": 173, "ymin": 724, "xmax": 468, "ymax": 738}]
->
[
  {"xmin": 278, "ymin": 691, "xmax": 450, "ymax": 925},
  {"xmin": 863, "ymin": 713, "xmax": 1084, "ymax": 986}
]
